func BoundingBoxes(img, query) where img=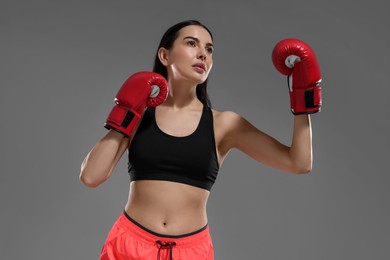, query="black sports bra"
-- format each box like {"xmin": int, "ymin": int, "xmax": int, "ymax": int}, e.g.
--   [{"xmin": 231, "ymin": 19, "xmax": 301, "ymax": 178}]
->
[{"xmin": 128, "ymin": 106, "xmax": 219, "ymax": 191}]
